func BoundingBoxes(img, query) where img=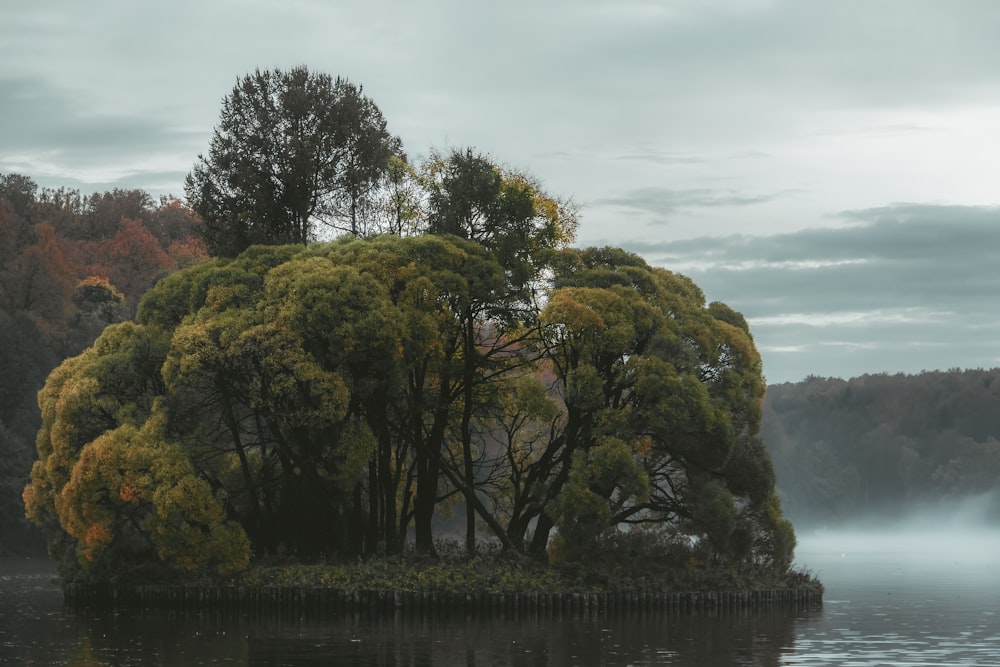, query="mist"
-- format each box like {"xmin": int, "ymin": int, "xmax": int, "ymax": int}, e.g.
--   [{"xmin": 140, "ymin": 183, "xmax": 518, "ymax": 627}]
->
[{"xmin": 793, "ymin": 492, "xmax": 1000, "ymax": 568}]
